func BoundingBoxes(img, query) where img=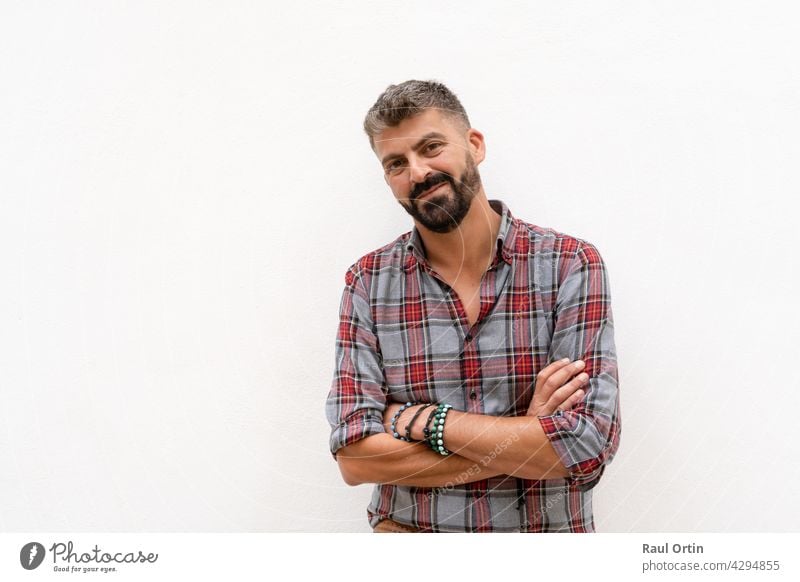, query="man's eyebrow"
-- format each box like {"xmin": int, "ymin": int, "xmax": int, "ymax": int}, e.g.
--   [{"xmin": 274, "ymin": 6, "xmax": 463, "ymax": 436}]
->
[{"xmin": 380, "ymin": 132, "xmax": 447, "ymax": 166}]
